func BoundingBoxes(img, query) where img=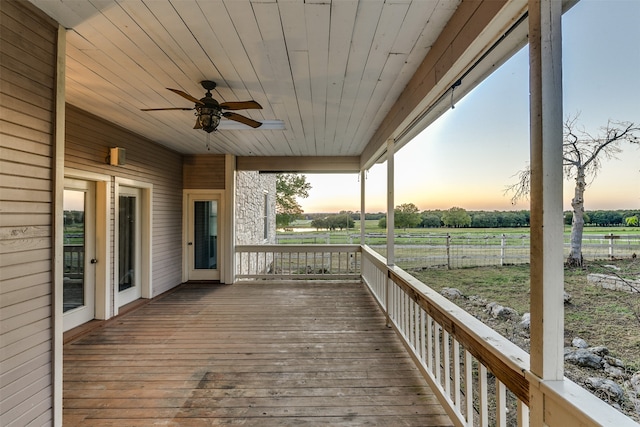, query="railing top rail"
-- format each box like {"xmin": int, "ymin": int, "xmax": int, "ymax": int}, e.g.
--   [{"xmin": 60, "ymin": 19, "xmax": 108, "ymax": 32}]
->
[{"xmin": 236, "ymin": 244, "xmax": 361, "ymax": 252}]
